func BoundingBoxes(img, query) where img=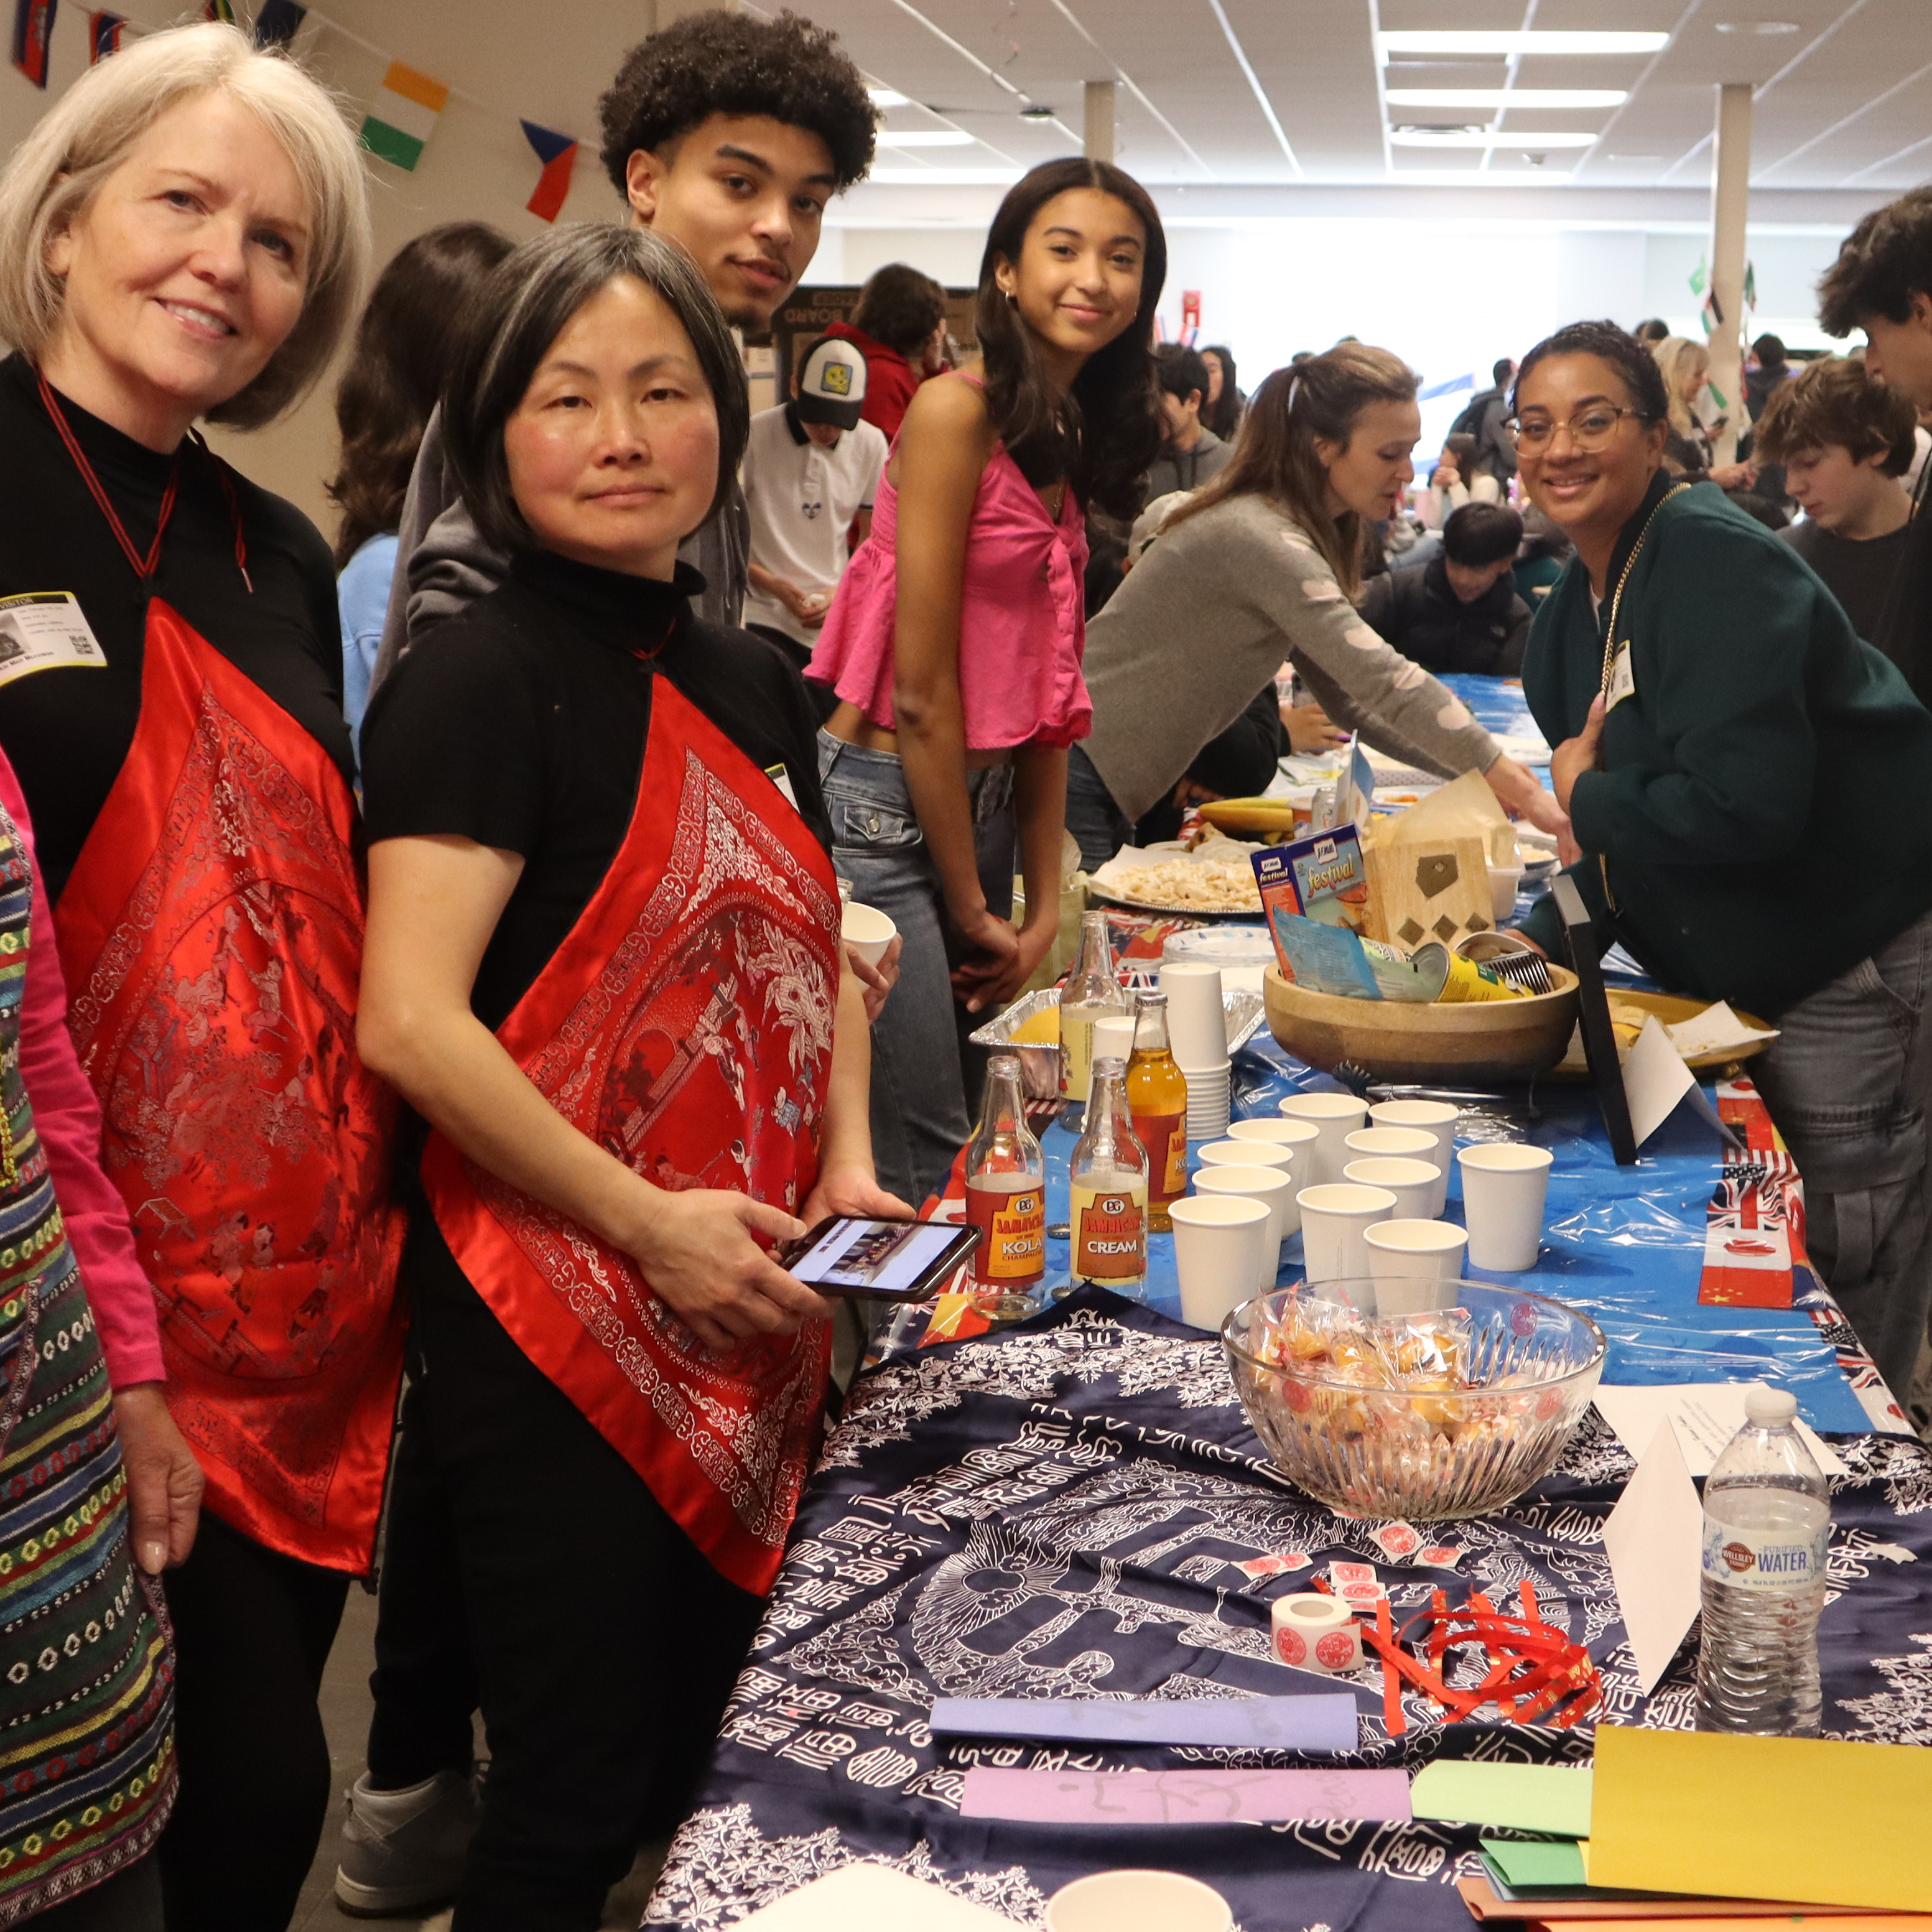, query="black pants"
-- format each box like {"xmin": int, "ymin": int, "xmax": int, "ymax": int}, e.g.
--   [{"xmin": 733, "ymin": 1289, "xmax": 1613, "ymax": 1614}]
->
[
  {"xmin": 365, "ymin": 1366, "xmax": 478, "ymax": 1789},
  {"xmin": 156, "ymin": 1514, "xmax": 350, "ymax": 1930},
  {"xmin": 406, "ymin": 1261, "xmax": 764, "ymax": 1932},
  {"xmin": 35, "ymin": 1856, "xmax": 163, "ymax": 1931}
]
